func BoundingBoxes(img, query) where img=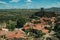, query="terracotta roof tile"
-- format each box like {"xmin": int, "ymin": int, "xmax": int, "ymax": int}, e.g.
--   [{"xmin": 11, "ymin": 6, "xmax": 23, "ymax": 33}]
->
[
  {"xmin": 0, "ymin": 30, "xmax": 8, "ymax": 36},
  {"xmin": 42, "ymin": 29, "xmax": 49, "ymax": 33},
  {"xmin": 5, "ymin": 30, "xmax": 26, "ymax": 39}
]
